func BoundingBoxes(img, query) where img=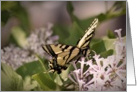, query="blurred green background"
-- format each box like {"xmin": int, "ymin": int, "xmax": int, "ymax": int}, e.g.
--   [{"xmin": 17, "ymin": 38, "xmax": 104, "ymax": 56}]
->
[{"xmin": 1, "ymin": 1, "xmax": 126, "ymax": 48}]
